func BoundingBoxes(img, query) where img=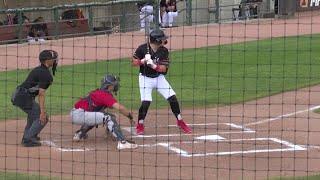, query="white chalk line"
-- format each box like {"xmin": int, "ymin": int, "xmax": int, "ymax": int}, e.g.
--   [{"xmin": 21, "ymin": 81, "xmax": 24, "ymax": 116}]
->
[
  {"xmin": 41, "ymin": 123, "xmax": 319, "ymax": 155},
  {"xmin": 157, "ymin": 138, "xmax": 307, "ymax": 157},
  {"xmin": 42, "ymin": 137, "xmax": 319, "ymax": 155},
  {"xmin": 122, "ymin": 123, "xmax": 256, "ymax": 138},
  {"xmin": 41, "ymin": 123, "xmax": 256, "ymax": 152},
  {"xmin": 41, "ymin": 140, "xmax": 94, "ymax": 152},
  {"xmin": 244, "ymin": 105, "xmax": 320, "ymax": 127},
  {"xmin": 297, "ymin": 145, "xmax": 320, "ymax": 149}
]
